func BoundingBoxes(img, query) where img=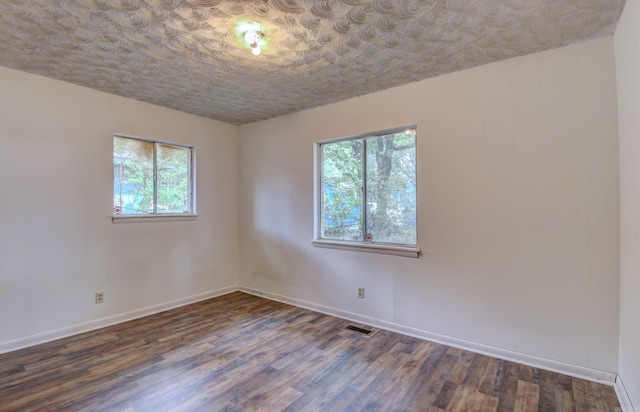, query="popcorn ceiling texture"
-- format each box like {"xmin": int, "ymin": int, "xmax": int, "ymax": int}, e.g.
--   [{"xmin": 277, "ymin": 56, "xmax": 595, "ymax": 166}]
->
[{"xmin": 0, "ymin": 0, "xmax": 625, "ymax": 125}]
